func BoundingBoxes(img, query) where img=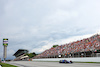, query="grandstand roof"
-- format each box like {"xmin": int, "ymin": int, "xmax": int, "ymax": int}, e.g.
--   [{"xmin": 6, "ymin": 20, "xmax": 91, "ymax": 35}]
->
[{"xmin": 13, "ymin": 49, "xmax": 28, "ymax": 57}]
